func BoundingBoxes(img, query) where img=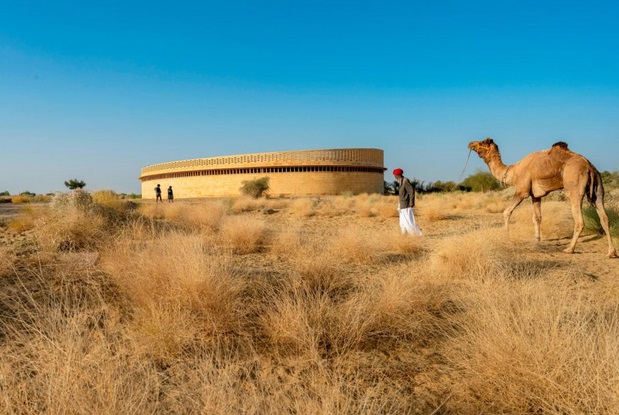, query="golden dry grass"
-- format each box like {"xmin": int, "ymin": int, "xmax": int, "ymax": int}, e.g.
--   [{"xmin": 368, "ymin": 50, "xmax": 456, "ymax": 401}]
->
[{"xmin": 1, "ymin": 191, "xmax": 619, "ymax": 414}]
